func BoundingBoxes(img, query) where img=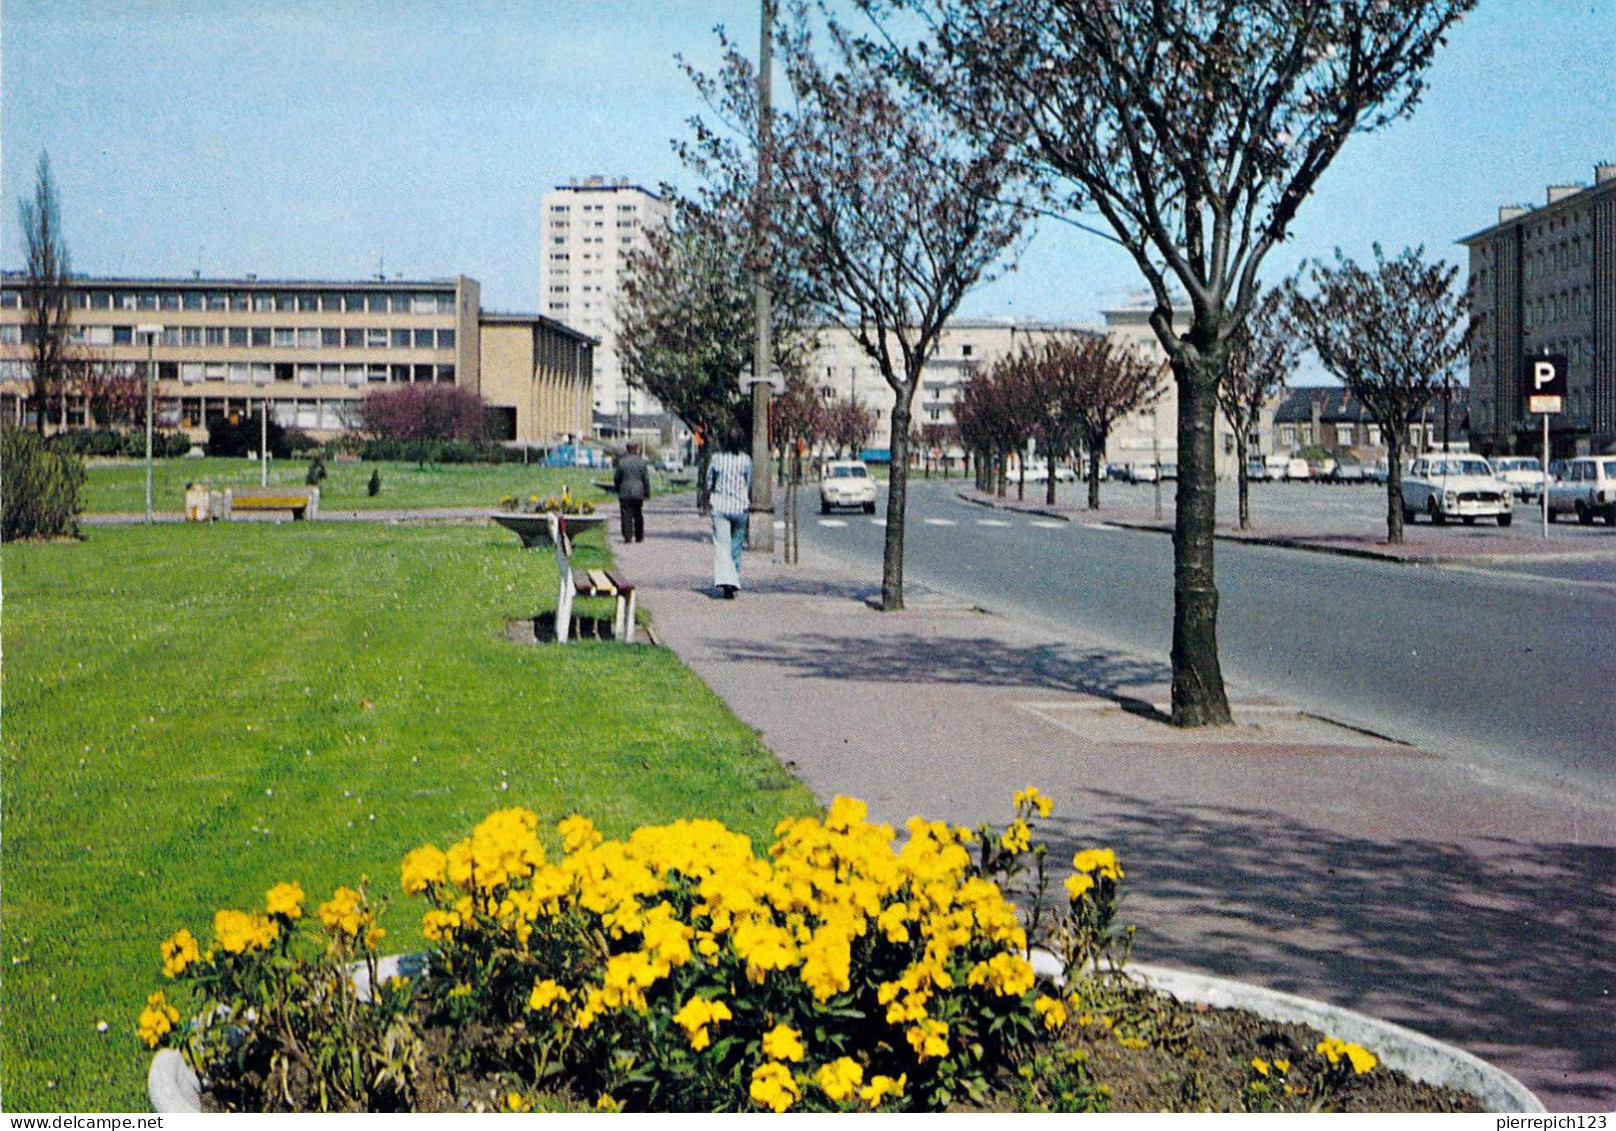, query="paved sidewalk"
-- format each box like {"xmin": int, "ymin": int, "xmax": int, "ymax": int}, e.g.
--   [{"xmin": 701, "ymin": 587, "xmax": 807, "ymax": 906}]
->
[{"xmin": 616, "ymin": 495, "xmax": 1614, "ymax": 1113}]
